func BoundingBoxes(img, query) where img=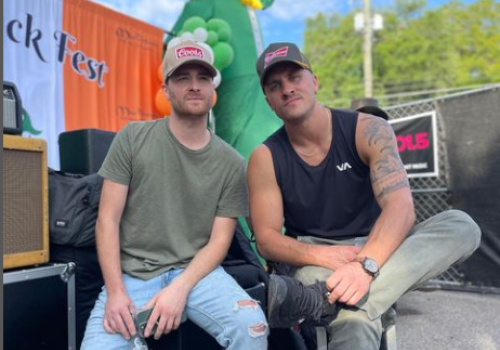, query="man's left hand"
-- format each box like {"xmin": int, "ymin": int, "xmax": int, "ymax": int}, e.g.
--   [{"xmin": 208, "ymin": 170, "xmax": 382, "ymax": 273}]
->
[
  {"xmin": 142, "ymin": 284, "xmax": 188, "ymax": 340},
  {"xmin": 325, "ymin": 261, "xmax": 373, "ymax": 305}
]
